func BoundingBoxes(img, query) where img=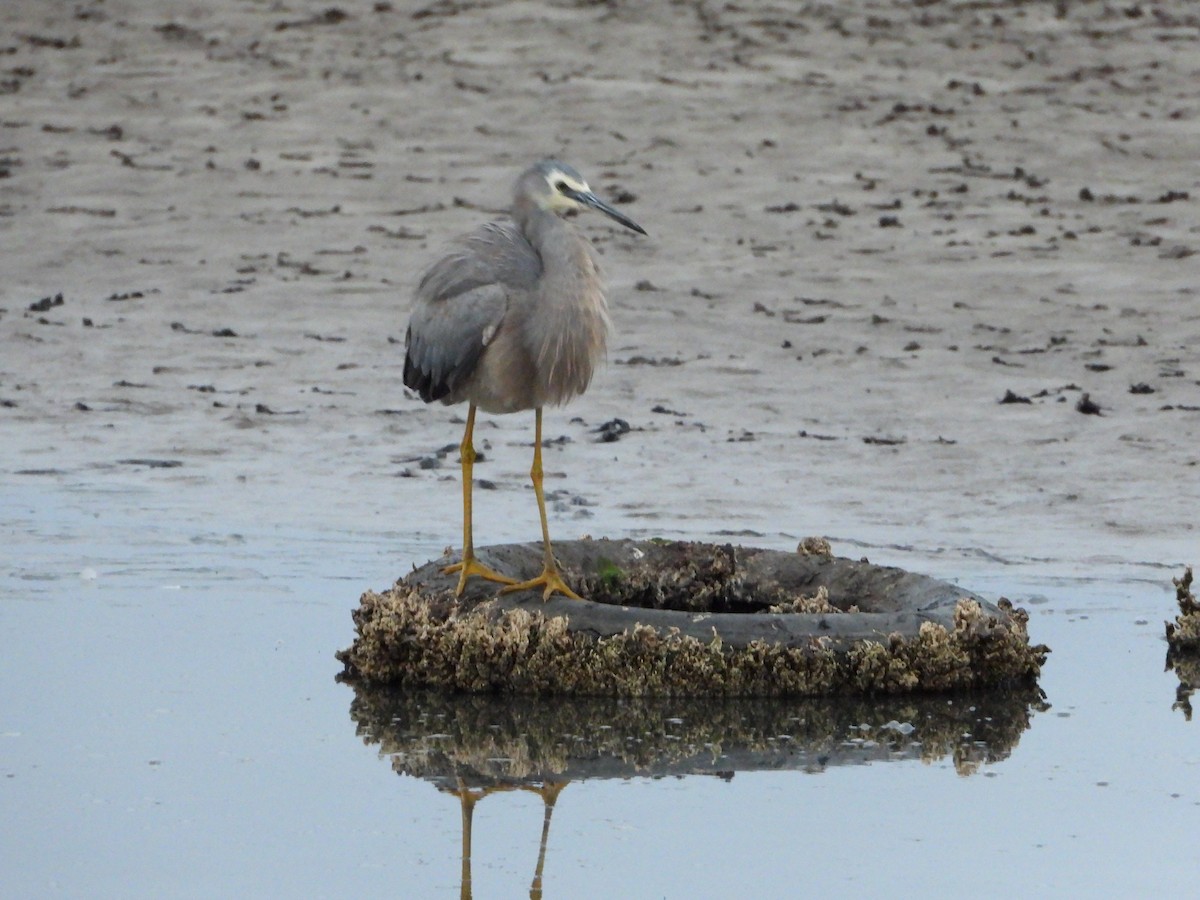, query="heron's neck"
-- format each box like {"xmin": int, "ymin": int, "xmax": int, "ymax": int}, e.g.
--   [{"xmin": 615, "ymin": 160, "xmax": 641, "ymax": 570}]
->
[
  {"xmin": 513, "ymin": 205, "xmax": 578, "ymax": 279},
  {"xmin": 511, "ymin": 201, "xmax": 610, "ymax": 405},
  {"xmin": 514, "ymin": 202, "xmax": 561, "ymax": 252}
]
